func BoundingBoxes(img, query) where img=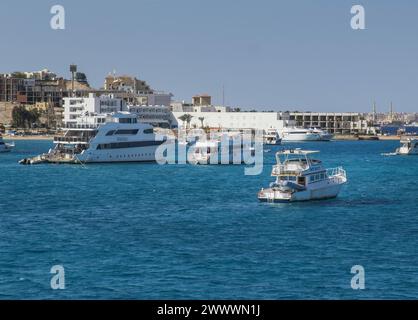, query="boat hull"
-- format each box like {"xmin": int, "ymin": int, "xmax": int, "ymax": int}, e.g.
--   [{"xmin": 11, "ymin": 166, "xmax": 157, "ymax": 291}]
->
[
  {"xmin": 282, "ymin": 133, "xmax": 321, "ymax": 142},
  {"xmin": 258, "ymin": 180, "xmax": 344, "ymax": 202}
]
